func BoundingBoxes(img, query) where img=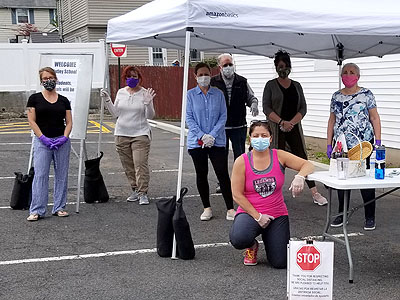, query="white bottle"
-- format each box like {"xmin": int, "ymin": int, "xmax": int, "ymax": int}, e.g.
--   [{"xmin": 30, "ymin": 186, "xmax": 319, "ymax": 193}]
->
[{"xmin": 370, "ymin": 150, "xmax": 376, "ymax": 177}]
